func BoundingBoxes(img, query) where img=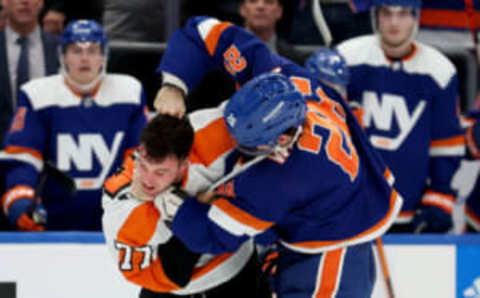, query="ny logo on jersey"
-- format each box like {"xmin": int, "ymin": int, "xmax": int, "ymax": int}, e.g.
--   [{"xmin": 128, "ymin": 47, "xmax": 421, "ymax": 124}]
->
[
  {"xmin": 57, "ymin": 132, "xmax": 125, "ymax": 190},
  {"xmin": 361, "ymin": 91, "xmax": 426, "ymax": 151}
]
